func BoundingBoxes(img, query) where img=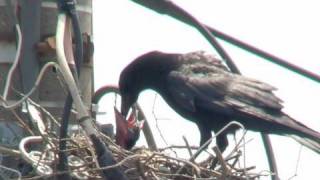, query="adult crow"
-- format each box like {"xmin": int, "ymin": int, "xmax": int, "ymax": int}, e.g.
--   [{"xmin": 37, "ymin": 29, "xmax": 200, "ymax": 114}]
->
[{"xmin": 119, "ymin": 51, "xmax": 320, "ymax": 153}]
